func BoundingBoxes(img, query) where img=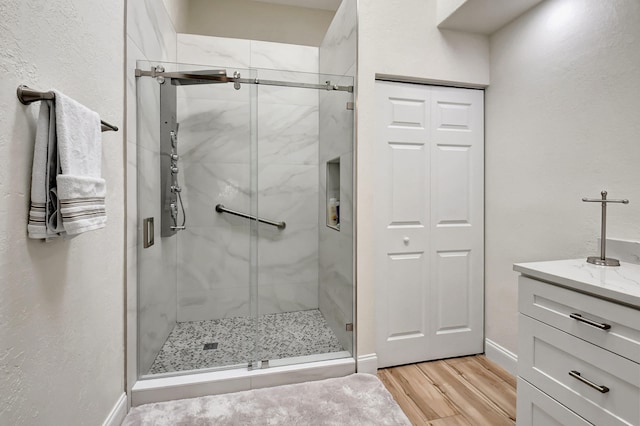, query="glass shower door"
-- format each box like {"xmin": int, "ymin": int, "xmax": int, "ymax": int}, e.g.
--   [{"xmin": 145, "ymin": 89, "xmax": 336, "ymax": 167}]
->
[
  {"xmin": 136, "ymin": 61, "xmax": 260, "ymax": 376},
  {"xmin": 253, "ymin": 68, "xmax": 355, "ymax": 368},
  {"xmin": 136, "ymin": 60, "xmax": 179, "ymax": 377},
  {"xmin": 174, "ymin": 64, "xmax": 261, "ymax": 373},
  {"xmin": 135, "ymin": 60, "xmax": 355, "ymax": 377}
]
